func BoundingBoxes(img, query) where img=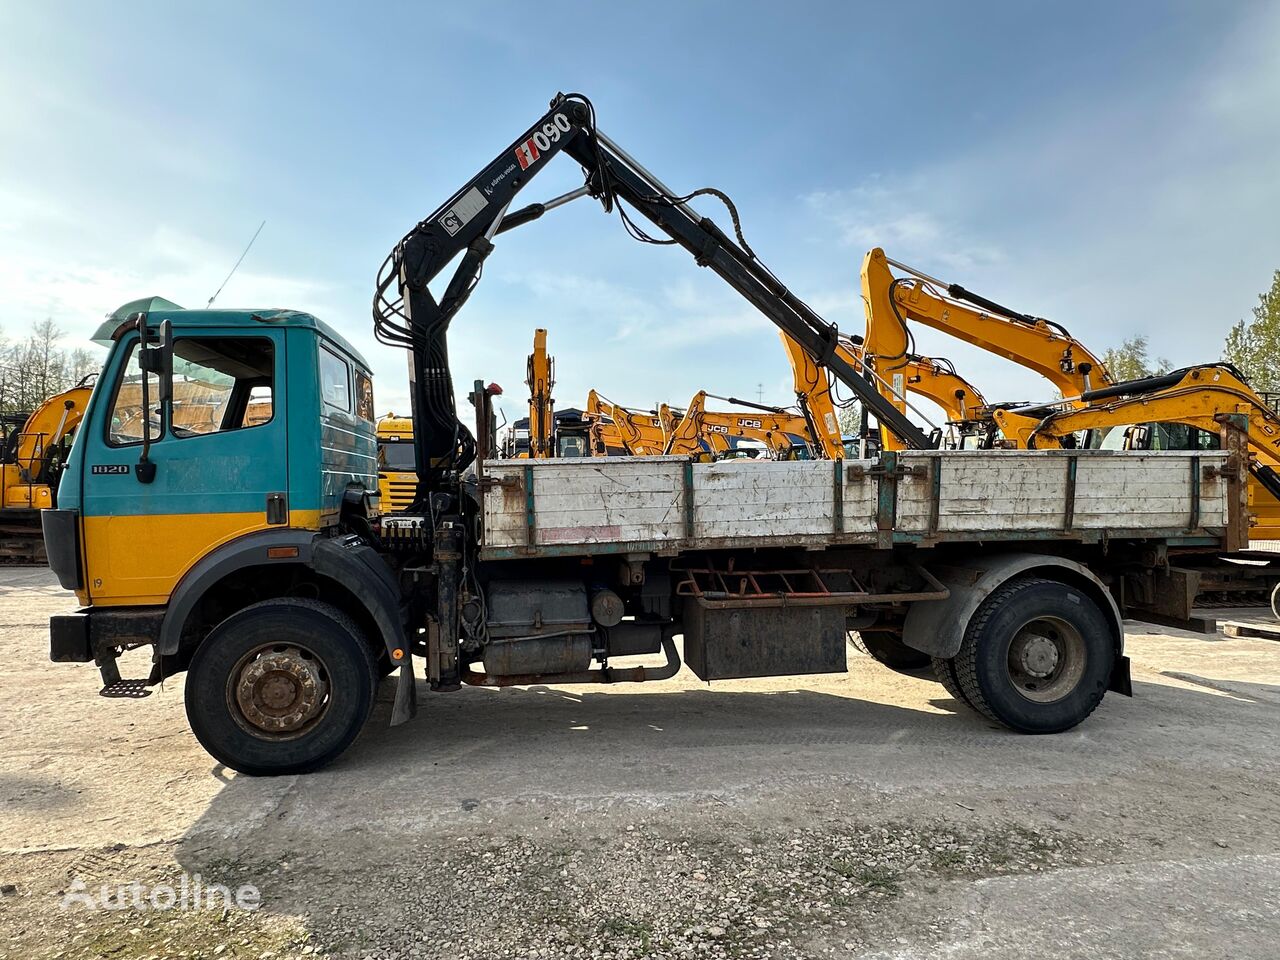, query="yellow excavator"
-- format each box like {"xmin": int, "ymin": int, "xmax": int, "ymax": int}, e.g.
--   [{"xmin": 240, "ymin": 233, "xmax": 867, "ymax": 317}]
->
[
  {"xmin": 860, "ymin": 246, "xmax": 1114, "ymax": 450},
  {"xmin": 1016, "ymin": 364, "xmax": 1280, "ymax": 540},
  {"xmin": 857, "ymin": 247, "xmax": 1280, "ymax": 539},
  {"xmin": 662, "ymin": 390, "xmax": 815, "ymax": 459},
  {"xmin": 584, "ymin": 390, "xmax": 670, "ymax": 456},
  {"xmin": 526, "ymin": 327, "xmax": 555, "ymax": 459},
  {"xmin": 1, "ymin": 380, "xmax": 94, "ymax": 560},
  {"xmin": 780, "ymin": 330, "xmax": 990, "ymax": 457}
]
